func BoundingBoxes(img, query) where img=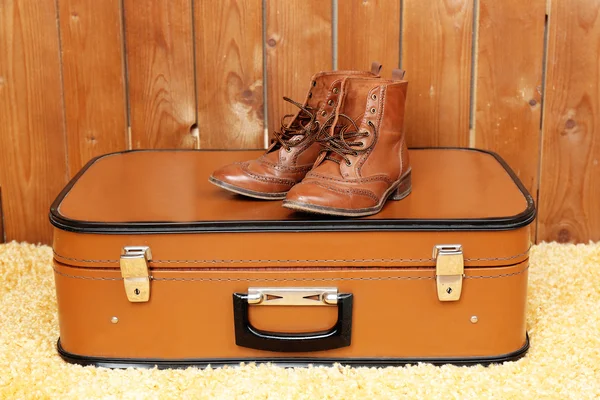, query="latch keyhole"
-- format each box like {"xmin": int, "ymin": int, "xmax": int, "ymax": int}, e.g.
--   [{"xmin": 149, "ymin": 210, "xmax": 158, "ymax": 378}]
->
[
  {"xmin": 446, "ymin": 287, "xmax": 453, "ymax": 294},
  {"xmin": 134, "ymin": 288, "xmax": 141, "ymax": 295}
]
